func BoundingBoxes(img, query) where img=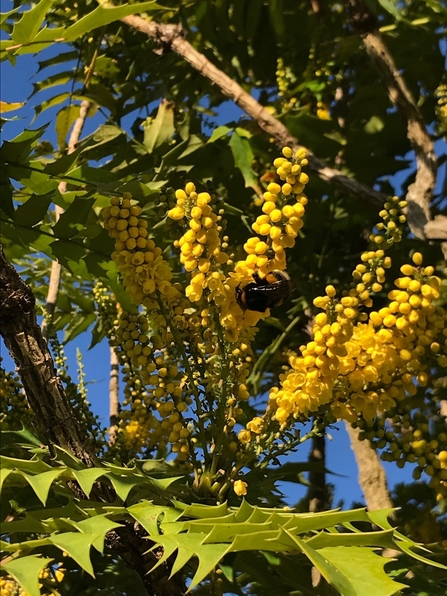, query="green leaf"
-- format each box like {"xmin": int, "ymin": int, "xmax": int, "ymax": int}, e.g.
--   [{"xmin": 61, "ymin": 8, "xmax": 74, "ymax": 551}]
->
[
  {"xmin": 365, "ymin": 115, "xmax": 385, "ymax": 134},
  {"xmin": 0, "ymin": 125, "xmax": 47, "ymax": 163},
  {"xmin": 56, "ymin": 105, "xmax": 81, "ymax": 150},
  {"xmin": 13, "ymin": 193, "xmax": 53, "ymax": 227},
  {"xmin": 3, "ymin": 555, "xmax": 53, "ymax": 596},
  {"xmin": 0, "ymin": 455, "xmax": 51, "ymax": 474},
  {"xmin": 63, "ymin": 313, "xmax": 96, "ymax": 343},
  {"xmin": 84, "ymin": 83, "xmax": 117, "ymax": 115},
  {"xmin": 0, "ymin": 6, "xmax": 20, "ymax": 26},
  {"xmin": 5, "ymin": 163, "xmax": 59, "ymax": 195},
  {"xmin": 207, "ymin": 125, "xmax": 231, "ymax": 143},
  {"xmin": 106, "ymin": 473, "xmax": 140, "ymax": 502},
  {"xmin": 50, "ymin": 532, "xmax": 96, "ymax": 576},
  {"xmin": 71, "ymin": 468, "xmax": 107, "ymax": 498},
  {"xmin": 11, "ymin": 0, "xmax": 55, "ymax": 44},
  {"xmin": 75, "ymin": 515, "xmax": 122, "ymax": 553},
  {"xmin": 127, "ymin": 502, "xmax": 182, "ymax": 536},
  {"xmin": 63, "ymin": 2, "xmax": 163, "ymax": 41},
  {"xmin": 0, "ymin": 467, "xmax": 13, "ymax": 493},
  {"xmin": 52, "ymin": 197, "xmax": 95, "ymax": 239},
  {"xmin": 318, "ymin": 546, "xmax": 408, "ymax": 596},
  {"xmin": 37, "ymin": 50, "xmax": 79, "ymax": 71},
  {"xmin": 229, "ymin": 130, "xmax": 258, "ymax": 190},
  {"xmin": 377, "ymin": 0, "xmax": 404, "ymax": 20},
  {"xmin": 33, "ymin": 91, "xmax": 71, "ymax": 118},
  {"xmin": 22, "ymin": 468, "xmax": 66, "ymax": 505},
  {"xmin": 32, "ymin": 71, "xmax": 77, "ymax": 96},
  {"xmin": 0, "ymin": 428, "xmax": 43, "ymax": 449},
  {"xmin": 143, "ymin": 100, "xmax": 175, "ymax": 153},
  {"xmin": 305, "ymin": 529, "xmax": 397, "ymax": 550}
]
